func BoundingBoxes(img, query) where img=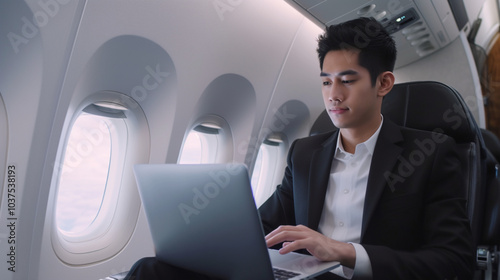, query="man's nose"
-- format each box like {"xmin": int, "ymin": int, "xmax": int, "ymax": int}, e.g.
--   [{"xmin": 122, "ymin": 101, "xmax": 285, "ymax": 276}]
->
[{"xmin": 326, "ymin": 84, "xmax": 344, "ymax": 103}]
